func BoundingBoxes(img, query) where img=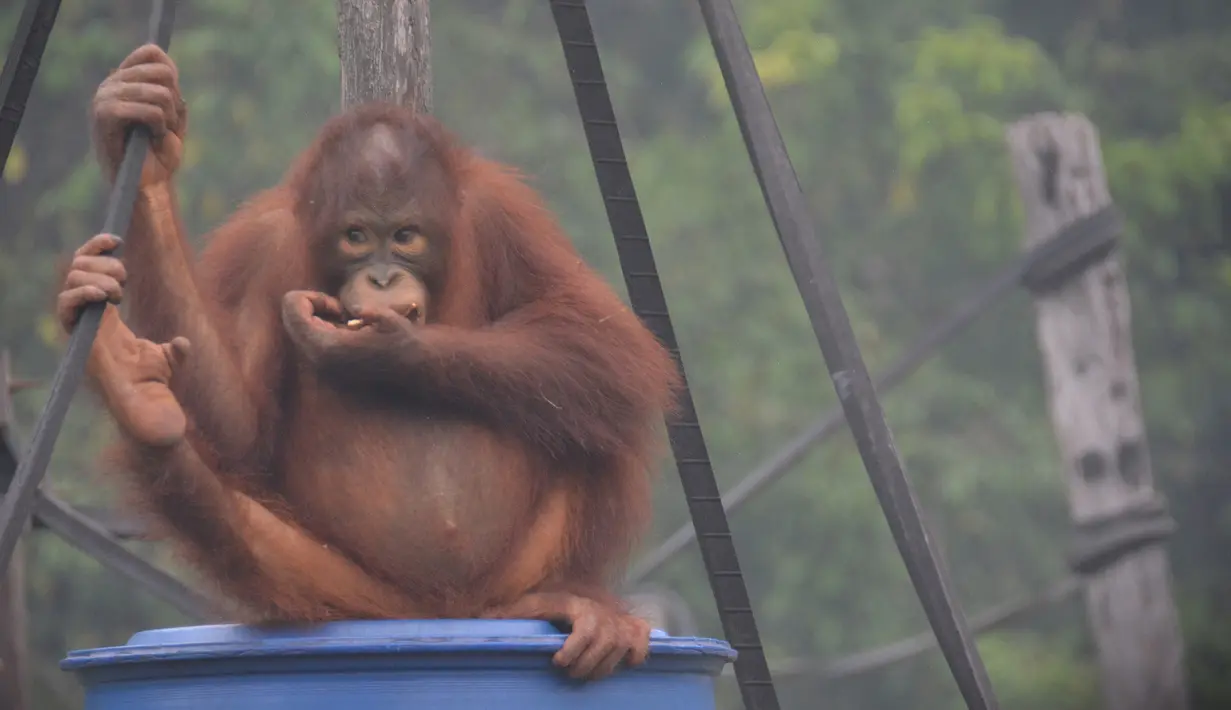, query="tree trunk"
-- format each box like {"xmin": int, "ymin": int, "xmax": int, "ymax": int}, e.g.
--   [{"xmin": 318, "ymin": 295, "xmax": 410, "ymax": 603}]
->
[
  {"xmin": 335, "ymin": 0, "xmax": 431, "ymax": 112},
  {"xmin": 1006, "ymin": 112, "xmax": 1188, "ymax": 710}
]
